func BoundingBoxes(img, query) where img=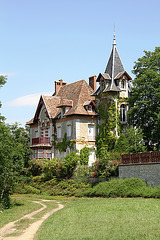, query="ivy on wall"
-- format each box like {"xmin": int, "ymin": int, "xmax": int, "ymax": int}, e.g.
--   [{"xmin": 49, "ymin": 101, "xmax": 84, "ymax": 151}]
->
[
  {"xmin": 54, "ymin": 133, "xmax": 75, "ymax": 153},
  {"xmin": 96, "ymin": 96, "xmax": 120, "ymax": 155}
]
